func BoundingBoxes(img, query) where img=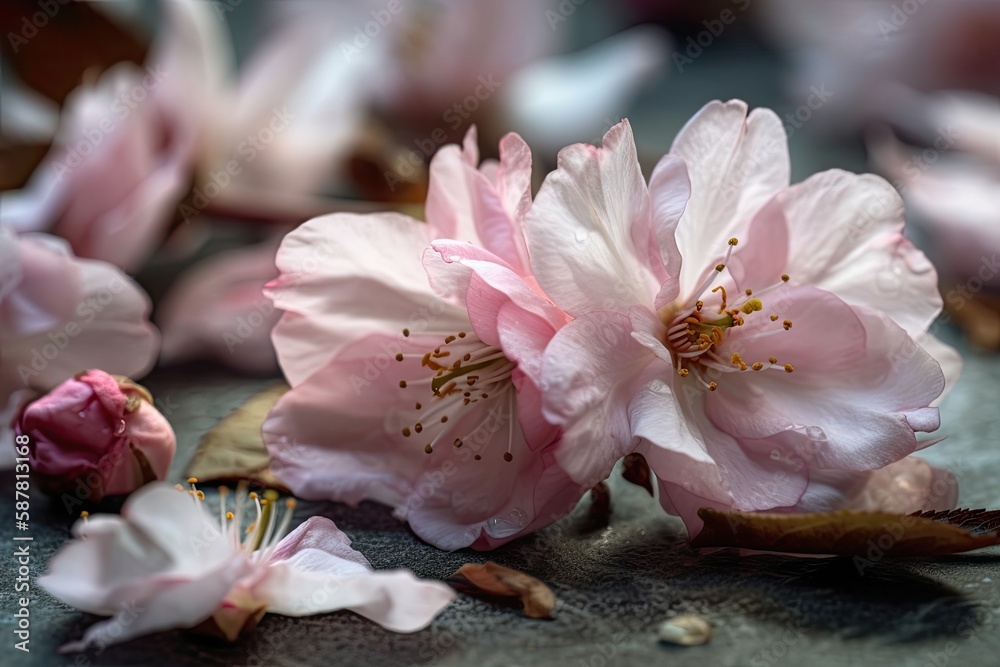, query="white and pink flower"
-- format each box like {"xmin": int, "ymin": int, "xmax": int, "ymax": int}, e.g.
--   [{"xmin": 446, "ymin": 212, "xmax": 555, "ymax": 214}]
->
[
  {"xmin": 524, "ymin": 100, "xmax": 961, "ymax": 532},
  {"xmin": 0, "ymin": 226, "xmax": 159, "ymax": 415},
  {"xmin": 263, "ymin": 129, "xmax": 586, "ymax": 550},
  {"xmin": 40, "ymin": 482, "xmax": 455, "ymax": 652}
]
